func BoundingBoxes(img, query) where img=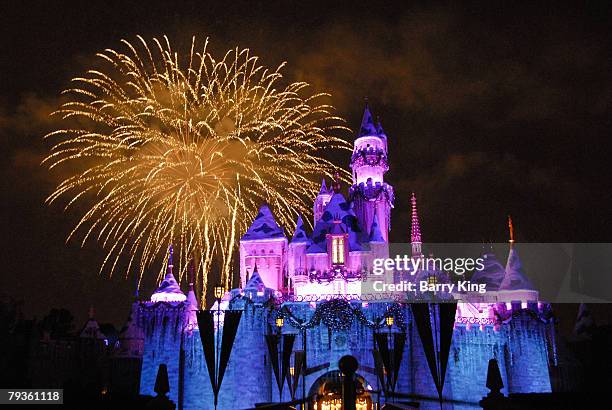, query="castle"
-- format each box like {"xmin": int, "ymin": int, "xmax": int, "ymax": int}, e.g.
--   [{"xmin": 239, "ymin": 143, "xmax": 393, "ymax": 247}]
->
[{"xmin": 134, "ymin": 104, "xmax": 556, "ymax": 409}]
